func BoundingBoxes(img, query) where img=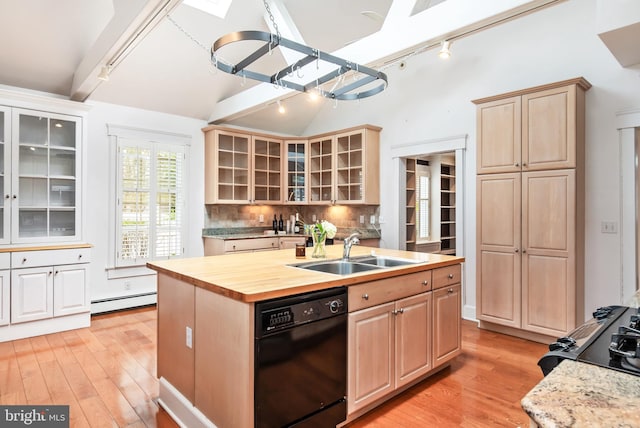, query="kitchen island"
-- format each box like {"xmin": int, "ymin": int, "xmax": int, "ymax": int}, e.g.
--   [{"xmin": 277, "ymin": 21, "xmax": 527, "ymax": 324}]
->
[{"xmin": 147, "ymin": 245, "xmax": 464, "ymax": 427}]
